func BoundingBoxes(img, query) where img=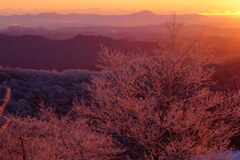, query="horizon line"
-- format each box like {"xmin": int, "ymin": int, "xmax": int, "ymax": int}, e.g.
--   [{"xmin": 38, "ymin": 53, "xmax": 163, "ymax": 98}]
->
[{"xmin": 1, "ymin": 9, "xmax": 240, "ymax": 16}]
